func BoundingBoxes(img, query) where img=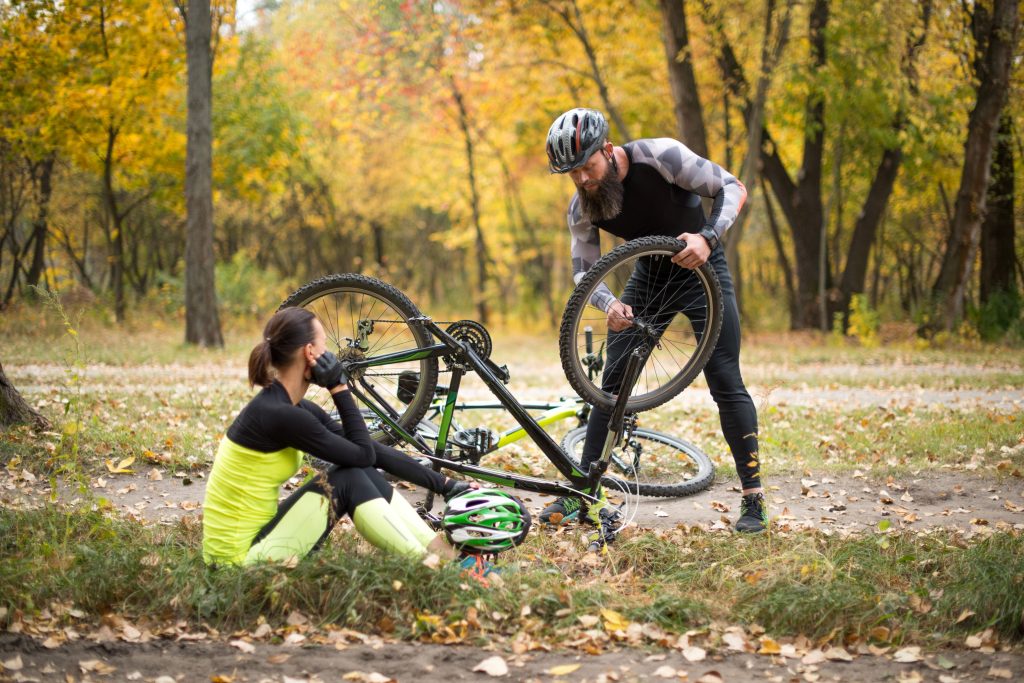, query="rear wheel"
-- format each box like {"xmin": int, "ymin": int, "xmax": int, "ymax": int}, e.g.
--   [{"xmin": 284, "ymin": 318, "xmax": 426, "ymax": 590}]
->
[
  {"xmin": 280, "ymin": 274, "xmax": 438, "ymax": 443},
  {"xmin": 560, "ymin": 426, "xmax": 714, "ymax": 497}
]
